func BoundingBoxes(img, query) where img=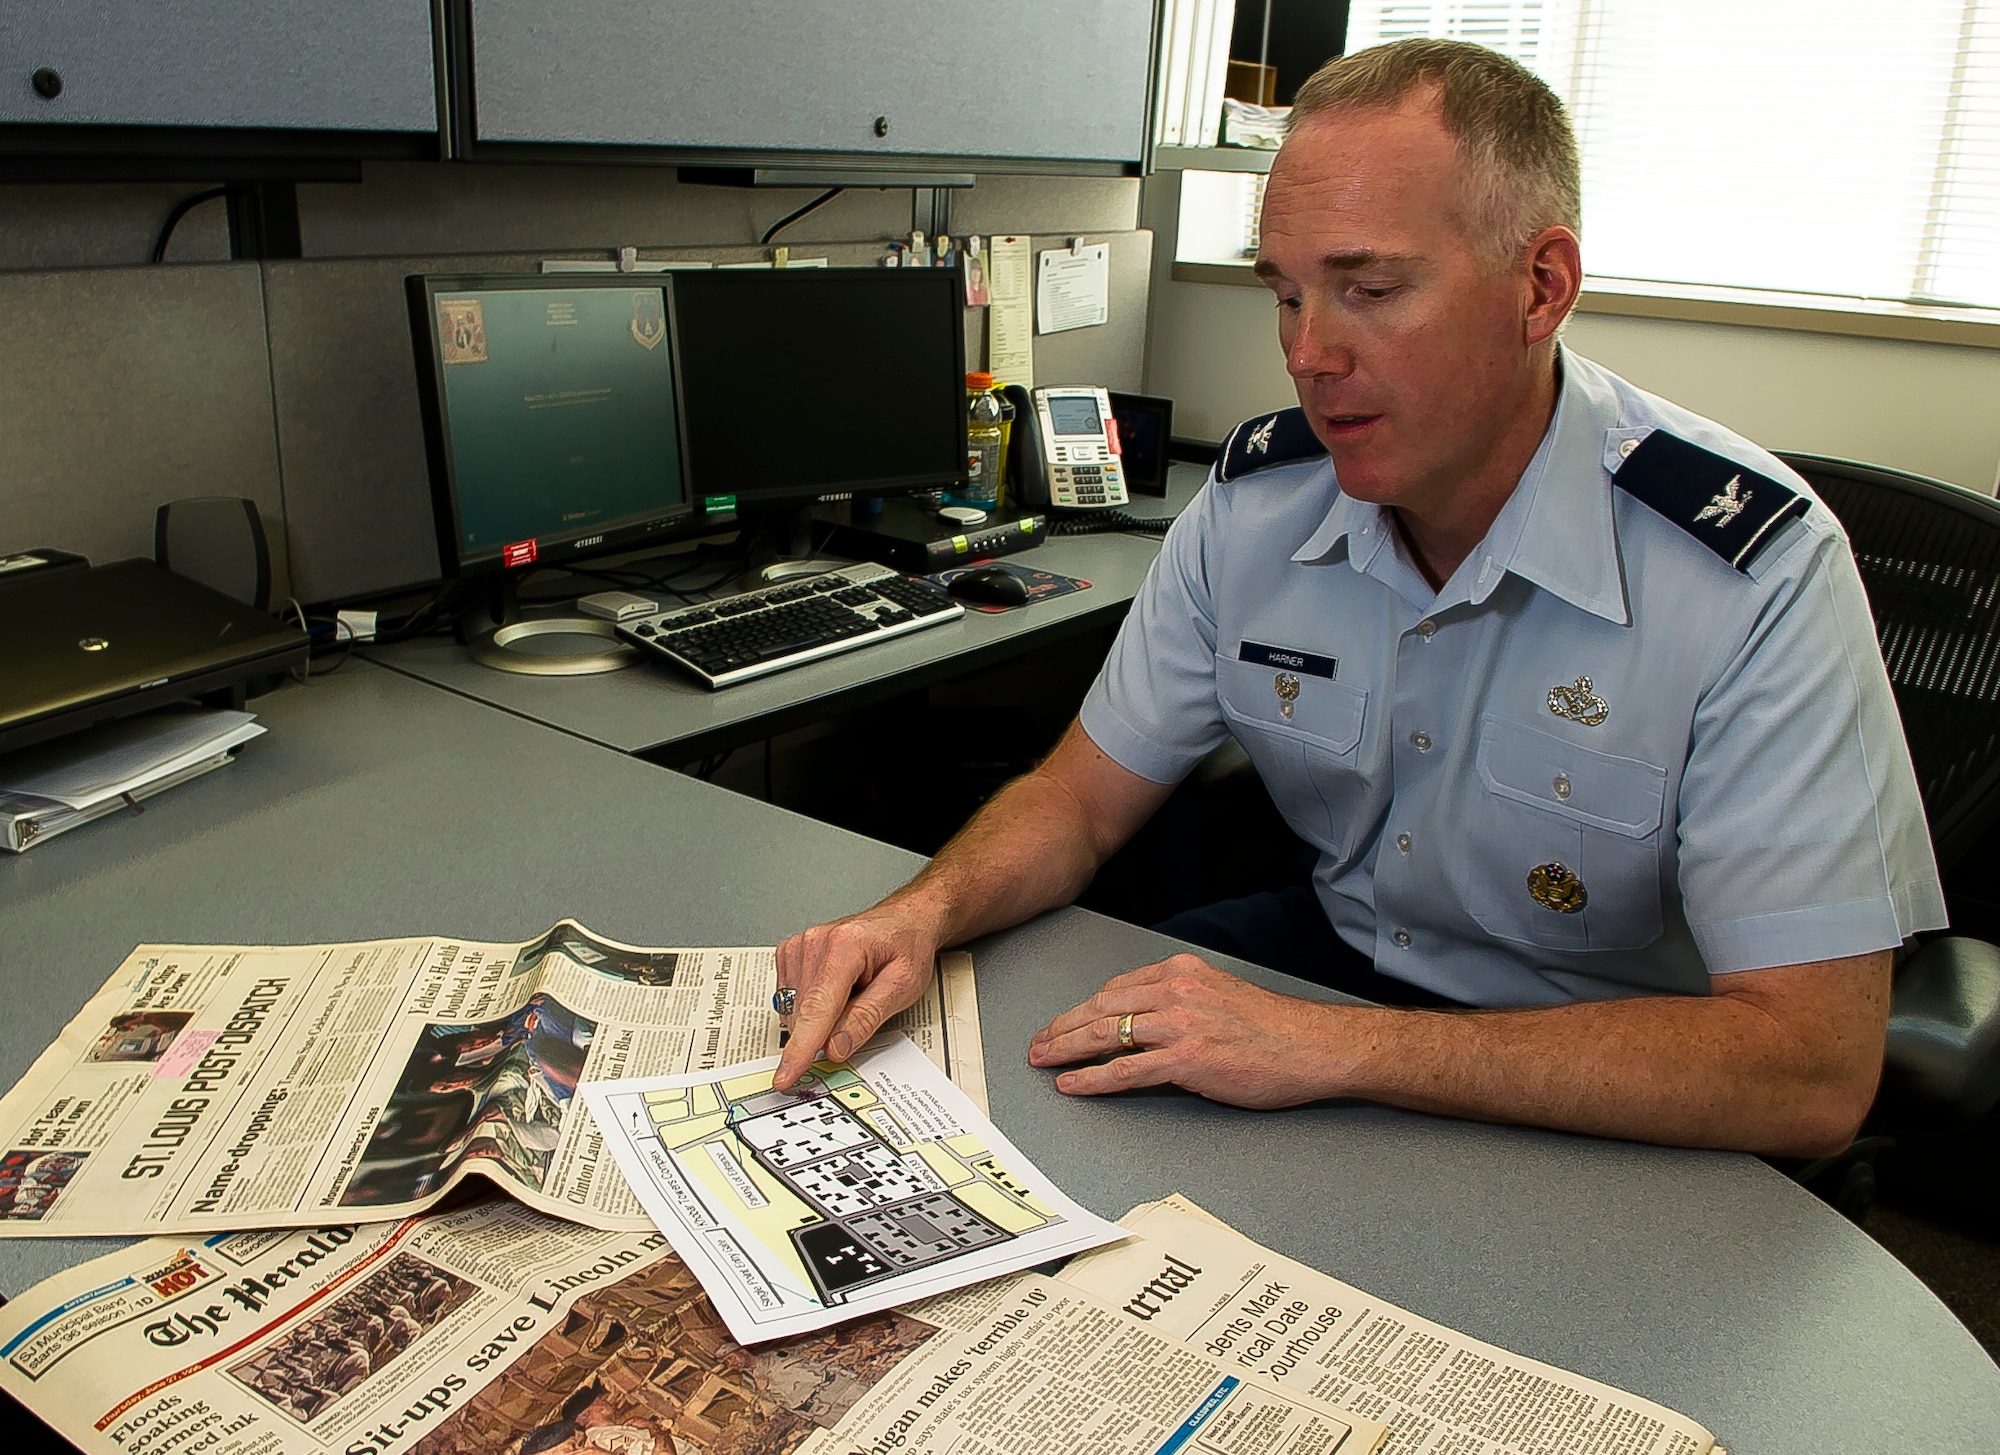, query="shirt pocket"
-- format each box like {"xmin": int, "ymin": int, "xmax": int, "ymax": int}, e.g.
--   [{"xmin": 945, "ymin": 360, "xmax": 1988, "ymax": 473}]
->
[
  {"xmin": 1217, "ymin": 655, "xmax": 1368, "ymax": 853},
  {"xmin": 1467, "ymin": 714, "xmax": 1668, "ymax": 952}
]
